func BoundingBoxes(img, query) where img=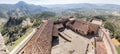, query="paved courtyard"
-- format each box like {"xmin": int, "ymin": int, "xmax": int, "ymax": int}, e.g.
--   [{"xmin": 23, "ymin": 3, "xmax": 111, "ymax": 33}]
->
[{"xmin": 51, "ymin": 29, "xmax": 95, "ymax": 54}]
